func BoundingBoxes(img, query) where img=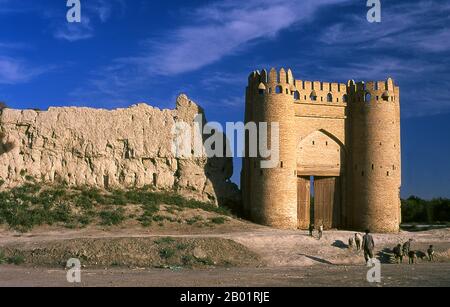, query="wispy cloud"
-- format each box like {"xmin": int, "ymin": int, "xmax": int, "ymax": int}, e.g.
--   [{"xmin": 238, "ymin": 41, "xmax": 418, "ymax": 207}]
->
[
  {"xmin": 320, "ymin": 1, "xmax": 450, "ymax": 53},
  {"xmin": 0, "ymin": 56, "xmax": 51, "ymax": 85},
  {"xmin": 0, "ymin": 36, "xmax": 49, "ymax": 85},
  {"xmin": 54, "ymin": 15, "xmax": 94, "ymax": 42},
  {"xmin": 126, "ymin": 0, "xmax": 349, "ymax": 75},
  {"xmin": 312, "ymin": 0, "xmax": 450, "ymax": 117},
  {"xmin": 66, "ymin": 0, "xmax": 450, "ymax": 117},
  {"xmin": 90, "ymin": 0, "xmax": 126, "ymax": 23},
  {"xmin": 69, "ymin": 0, "xmax": 349, "ymax": 103}
]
